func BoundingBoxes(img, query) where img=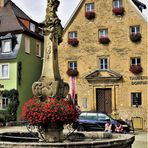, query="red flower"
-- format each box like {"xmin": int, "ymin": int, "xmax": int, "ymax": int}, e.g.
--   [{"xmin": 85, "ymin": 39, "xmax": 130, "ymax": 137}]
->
[
  {"xmin": 22, "ymin": 97, "xmax": 80, "ymax": 128},
  {"xmin": 85, "ymin": 11, "xmax": 95, "ymax": 19},
  {"xmin": 112, "ymin": 7, "xmax": 124, "ymax": 15},
  {"xmin": 130, "ymin": 33, "xmax": 141, "ymax": 42},
  {"xmin": 99, "ymin": 36, "xmax": 110, "ymax": 44},
  {"xmin": 130, "ymin": 65, "xmax": 143, "ymax": 74},
  {"xmin": 68, "ymin": 38, "xmax": 79, "ymax": 46}
]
